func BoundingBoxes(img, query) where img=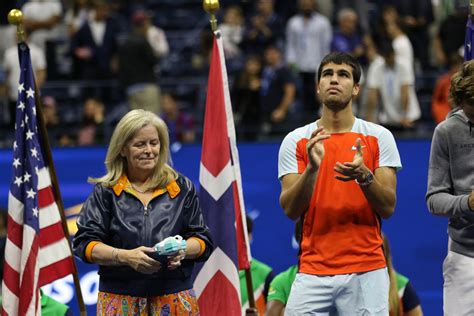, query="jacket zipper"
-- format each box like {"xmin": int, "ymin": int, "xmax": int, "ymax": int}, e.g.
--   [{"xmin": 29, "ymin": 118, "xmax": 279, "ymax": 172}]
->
[{"xmin": 144, "ymin": 204, "xmax": 150, "ymax": 246}]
